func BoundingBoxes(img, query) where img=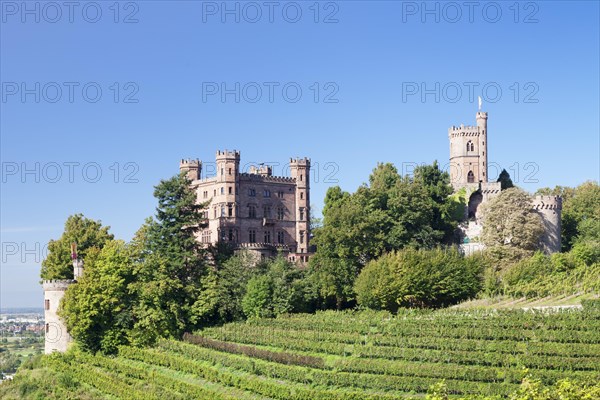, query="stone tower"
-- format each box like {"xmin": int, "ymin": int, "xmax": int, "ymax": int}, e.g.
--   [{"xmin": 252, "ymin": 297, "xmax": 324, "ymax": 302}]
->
[
  {"xmin": 449, "ymin": 111, "xmax": 489, "ymax": 187},
  {"xmin": 179, "ymin": 159, "xmax": 201, "ymax": 181},
  {"xmin": 42, "ymin": 243, "xmax": 82, "ymax": 354},
  {"xmin": 533, "ymin": 195, "xmax": 563, "ymax": 253},
  {"xmin": 290, "ymin": 158, "xmax": 310, "ymax": 254}
]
